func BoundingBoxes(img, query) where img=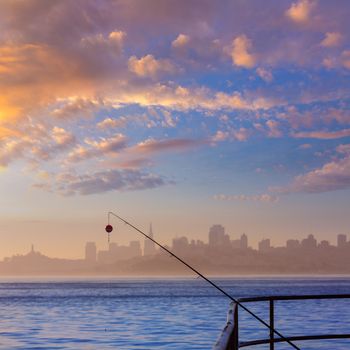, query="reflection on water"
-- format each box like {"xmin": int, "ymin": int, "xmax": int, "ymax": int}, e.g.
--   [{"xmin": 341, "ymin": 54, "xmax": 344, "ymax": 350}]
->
[{"xmin": 0, "ymin": 277, "xmax": 349, "ymax": 349}]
